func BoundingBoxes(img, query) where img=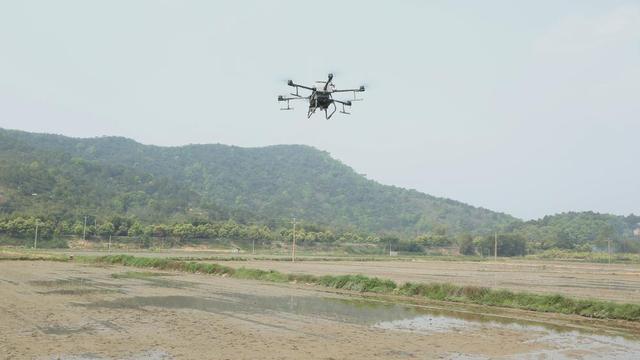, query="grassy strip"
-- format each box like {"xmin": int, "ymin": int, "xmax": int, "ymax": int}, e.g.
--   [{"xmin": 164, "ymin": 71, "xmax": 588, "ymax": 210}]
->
[
  {"xmin": 80, "ymin": 254, "xmax": 640, "ymax": 321},
  {"xmin": 396, "ymin": 283, "xmax": 640, "ymax": 320},
  {"xmin": 0, "ymin": 249, "xmax": 70, "ymax": 262},
  {"xmin": 166, "ymin": 254, "xmax": 487, "ymax": 263},
  {"xmin": 166, "ymin": 256, "xmax": 387, "ymax": 263},
  {"xmin": 527, "ymin": 249, "xmax": 640, "ymax": 264}
]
